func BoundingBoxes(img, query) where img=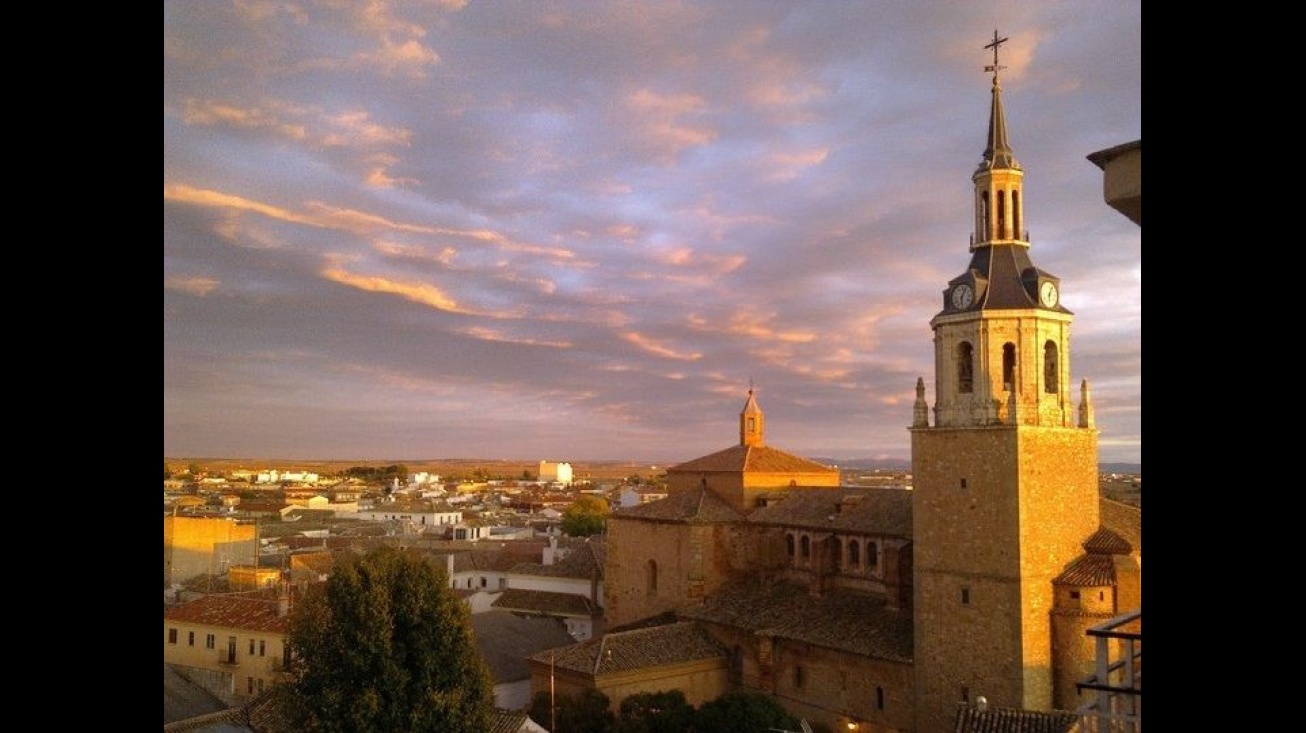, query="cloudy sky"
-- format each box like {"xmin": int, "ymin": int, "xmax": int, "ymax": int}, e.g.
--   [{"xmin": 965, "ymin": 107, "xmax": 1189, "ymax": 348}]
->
[{"xmin": 164, "ymin": 1, "xmax": 1141, "ymax": 466}]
